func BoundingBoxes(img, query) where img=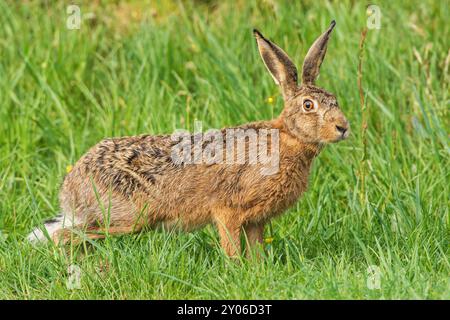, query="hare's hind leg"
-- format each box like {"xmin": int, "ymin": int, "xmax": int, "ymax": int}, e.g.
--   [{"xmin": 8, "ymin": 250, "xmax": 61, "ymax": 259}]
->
[
  {"xmin": 53, "ymin": 225, "xmax": 139, "ymax": 245},
  {"xmin": 27, "ymin": 214, "xmax": 81, "ymax": 244},
  {"xmin": 27, "ymin": 214, "xmax": 141, "ymax": 245}
]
